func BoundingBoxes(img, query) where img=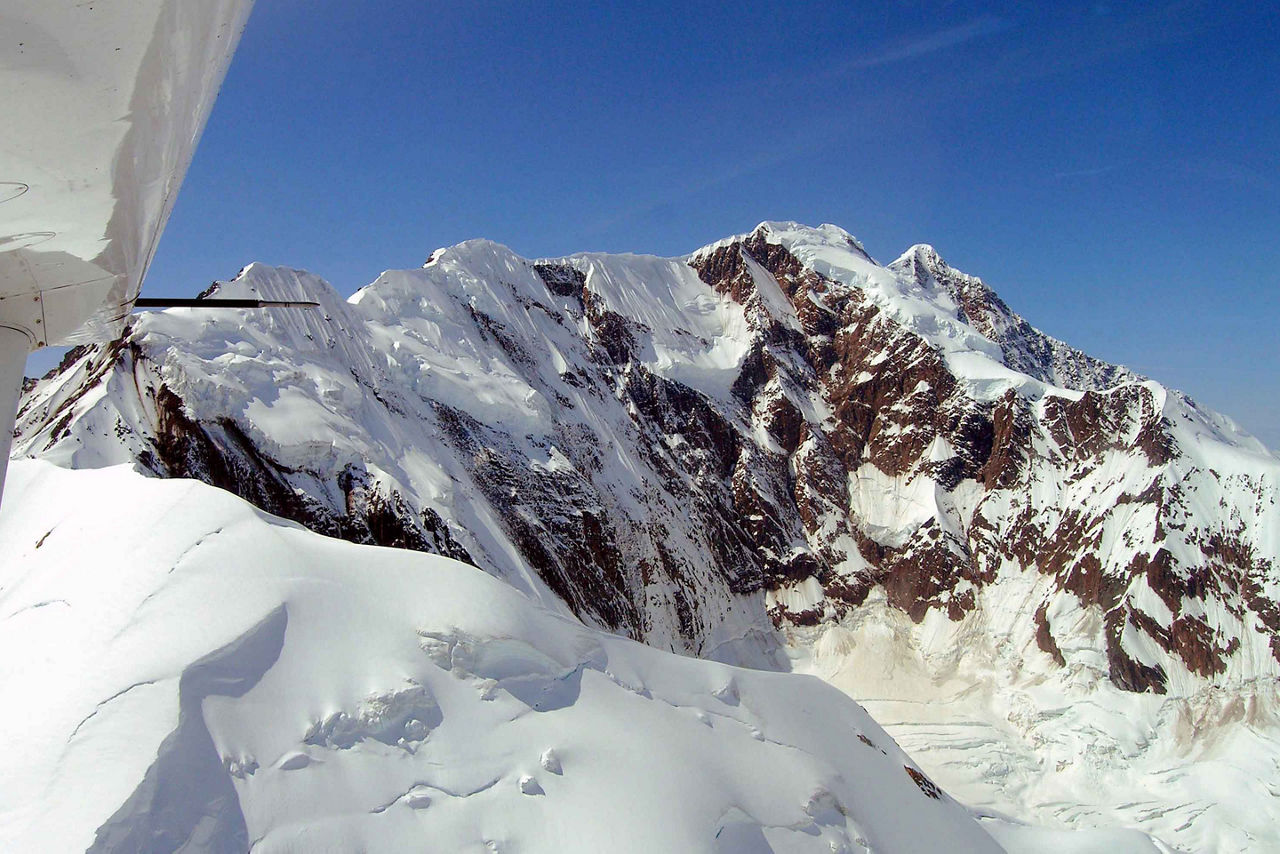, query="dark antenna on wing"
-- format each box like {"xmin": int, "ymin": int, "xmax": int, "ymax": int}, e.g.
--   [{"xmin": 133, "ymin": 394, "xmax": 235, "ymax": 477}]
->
[{"xmin": 133, "ymin": 298, "xmax": 320, "ymax": 309}]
